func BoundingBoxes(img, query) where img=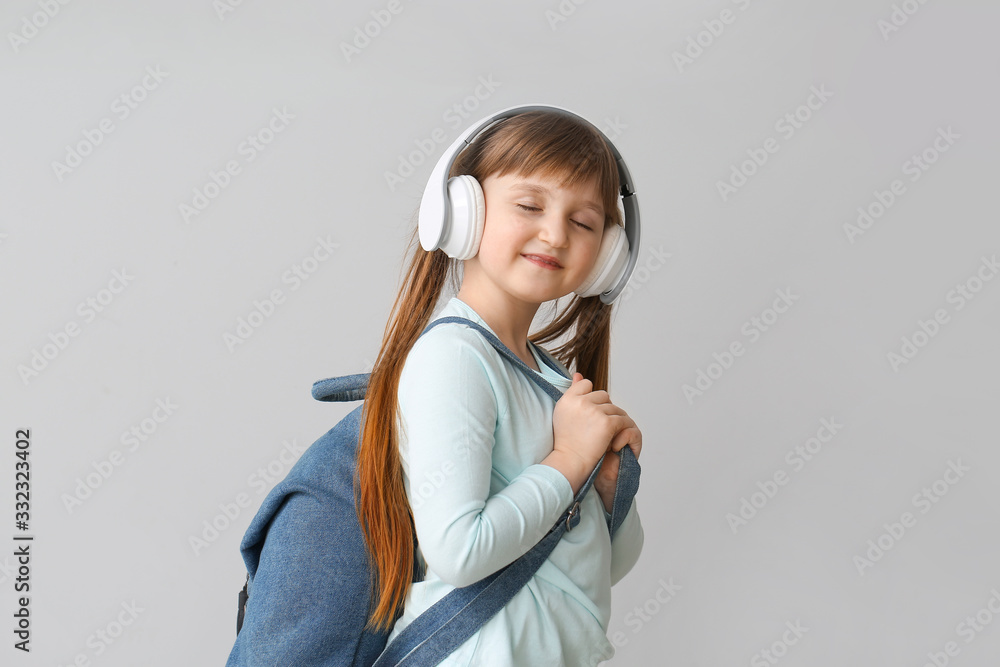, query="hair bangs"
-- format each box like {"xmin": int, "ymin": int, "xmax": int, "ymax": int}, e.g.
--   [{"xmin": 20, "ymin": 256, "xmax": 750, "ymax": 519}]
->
[{"xmin": 454, "ymin": 111, "xmax": 623, "ymax": 228}]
